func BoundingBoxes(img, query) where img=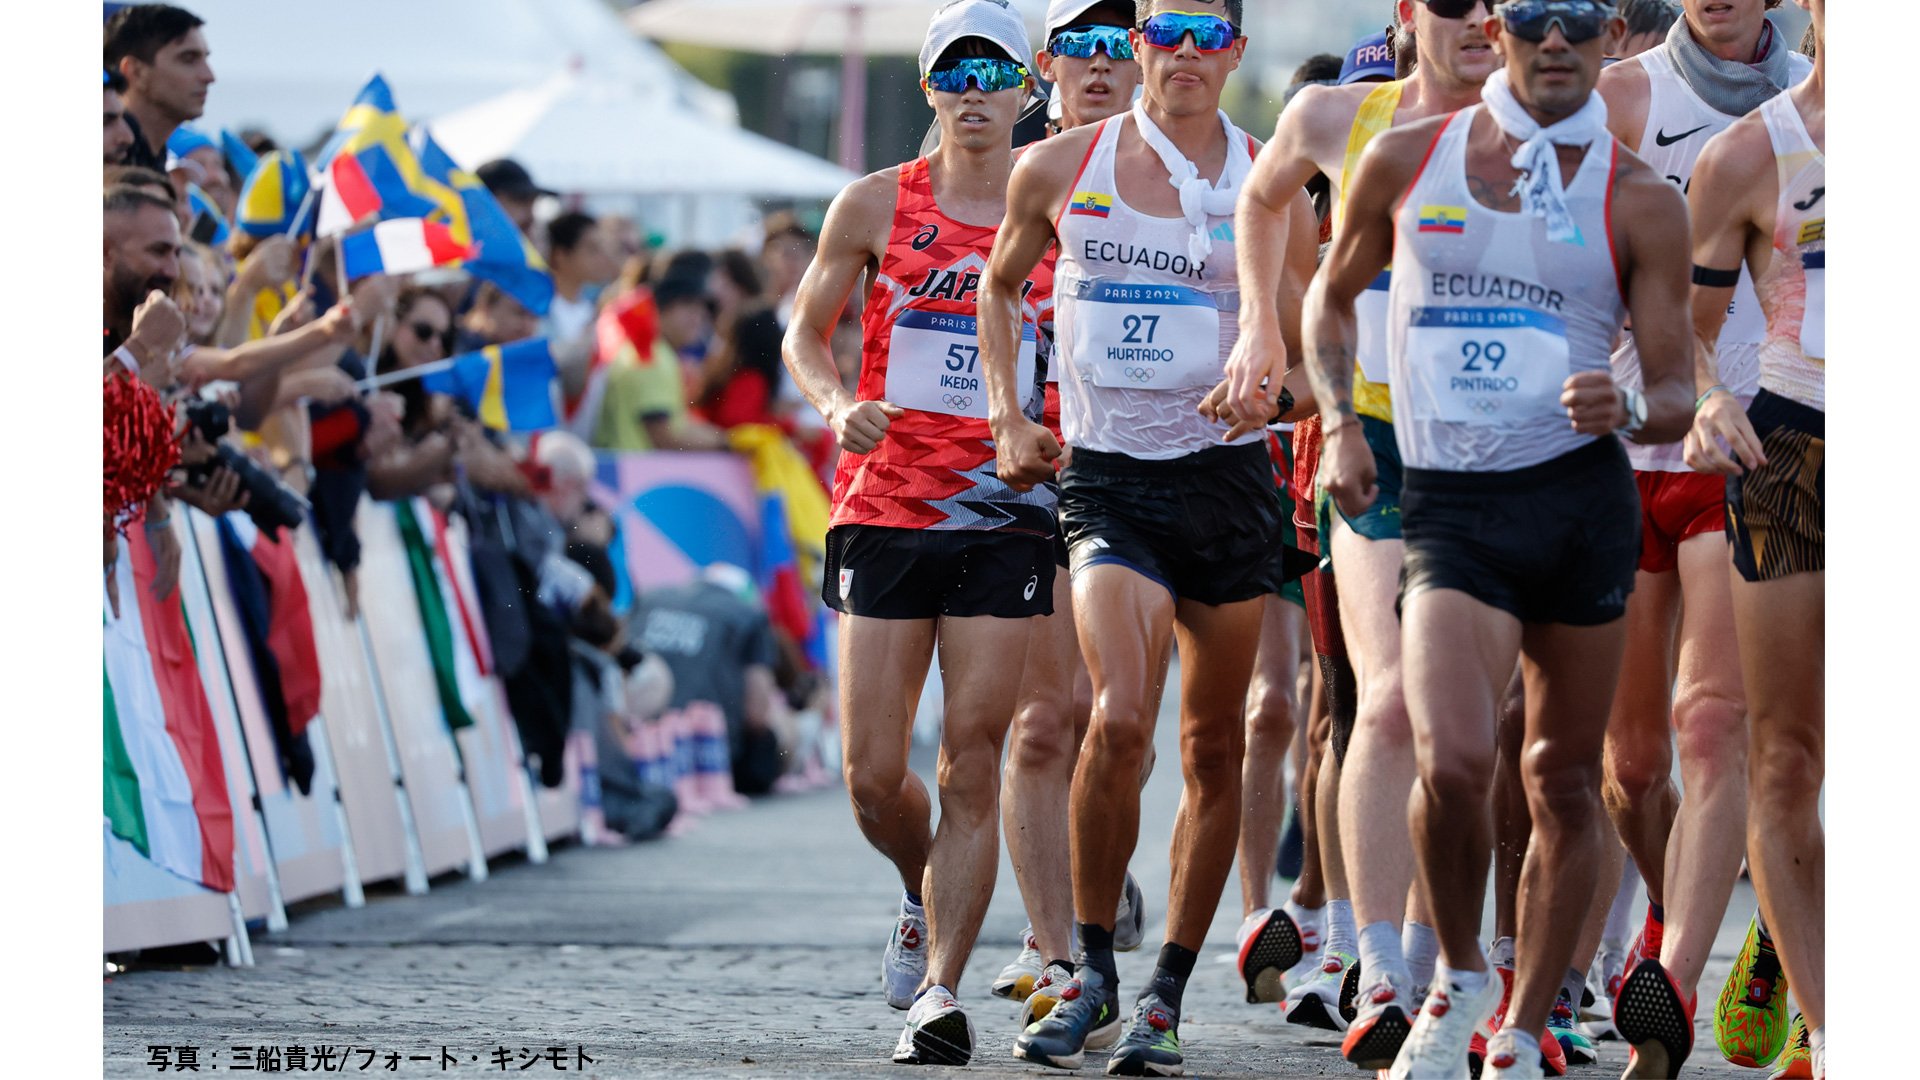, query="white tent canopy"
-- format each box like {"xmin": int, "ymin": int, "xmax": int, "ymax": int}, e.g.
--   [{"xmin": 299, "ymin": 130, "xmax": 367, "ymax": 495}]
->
[
  {"xmin": 185, "ymin": 0, "xmax": 737, "ymax": 151},
  {"xmin": 427, "ymin": 72, "xmax": 857, "ymax": 199},
  {"xmin": 626, "ymin": 0, "xmax": 1049, "ymax": 56}
]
